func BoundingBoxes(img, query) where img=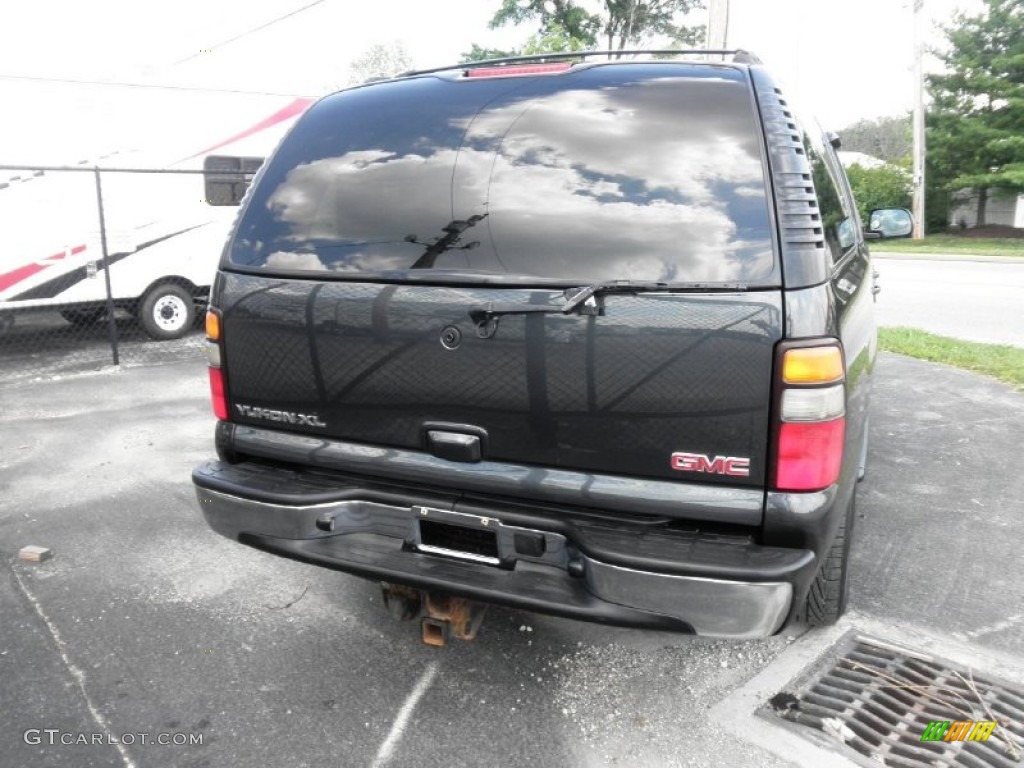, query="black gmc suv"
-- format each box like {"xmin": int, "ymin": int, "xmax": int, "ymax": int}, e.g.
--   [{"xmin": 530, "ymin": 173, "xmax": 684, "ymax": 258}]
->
[{"xmin": 192, "ymin": 51, "xmax": 911, "ymax": 641}]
